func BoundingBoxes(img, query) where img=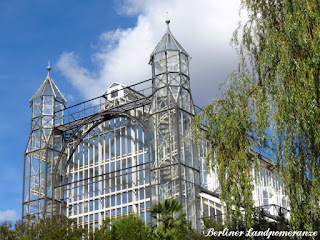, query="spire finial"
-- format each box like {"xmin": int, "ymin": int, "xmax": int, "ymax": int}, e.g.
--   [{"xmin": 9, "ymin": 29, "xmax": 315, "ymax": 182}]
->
[
  {"xmin": 46, "ymin": 60, "xmax": 51, "ymax": 79},
  {"xmin": 47, "ymin": 59, "xmax": 51, "ymax": 72},
  {"xmin": 165, "ymin": 19, "xmax": 170, "ymax": 33}
]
